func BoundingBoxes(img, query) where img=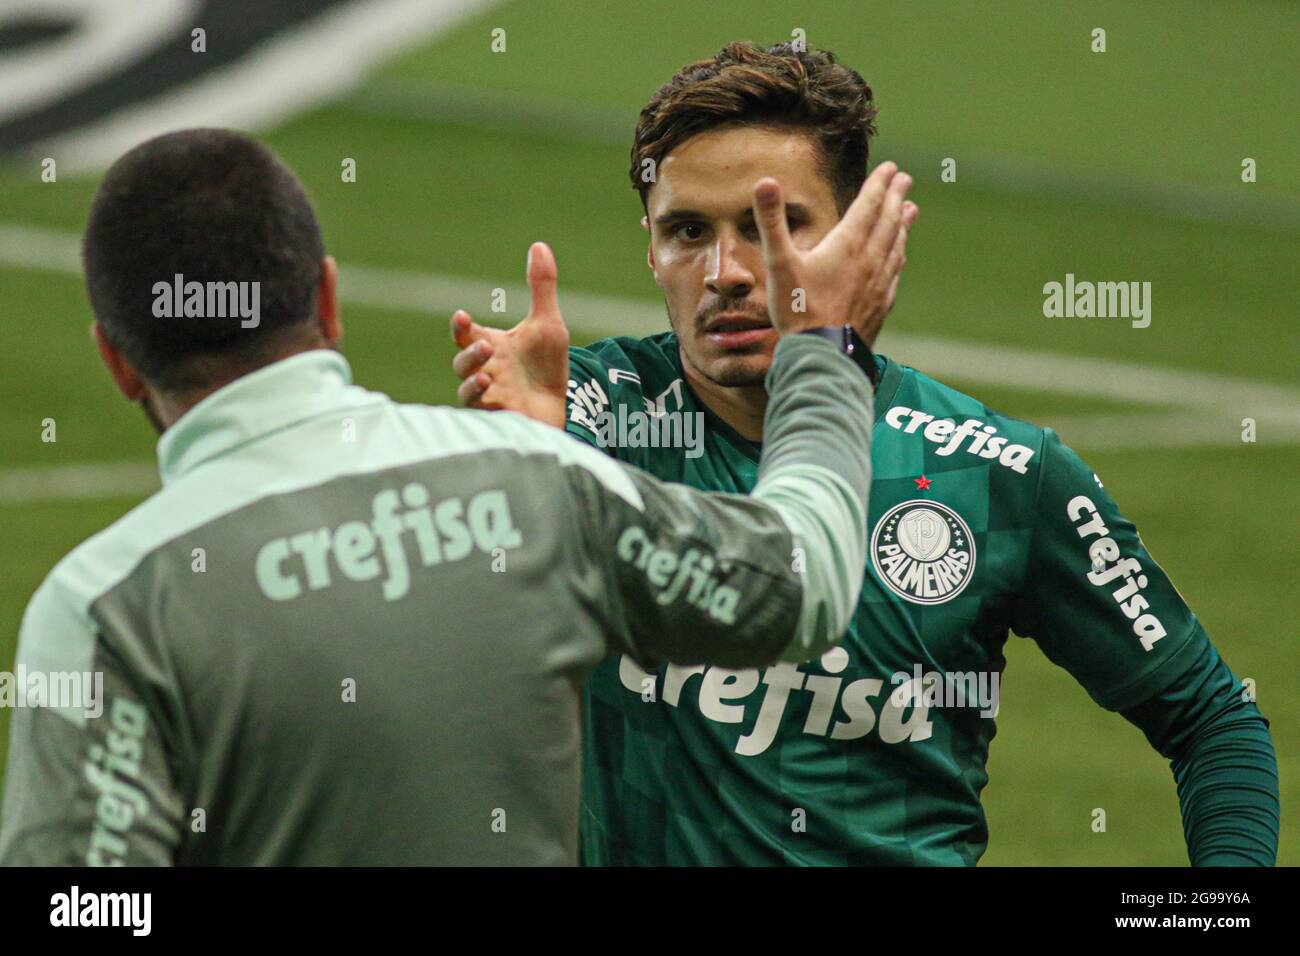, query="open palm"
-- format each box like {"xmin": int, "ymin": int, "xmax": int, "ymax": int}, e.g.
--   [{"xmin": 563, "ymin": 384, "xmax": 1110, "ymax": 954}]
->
[{"xmin": 450, "ymin": 242, "xmax": 570, "ymax": 428}]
